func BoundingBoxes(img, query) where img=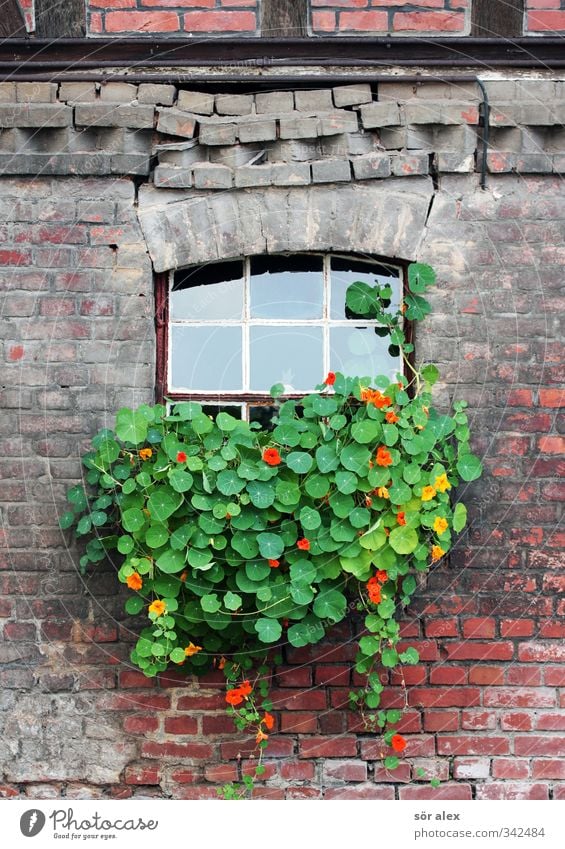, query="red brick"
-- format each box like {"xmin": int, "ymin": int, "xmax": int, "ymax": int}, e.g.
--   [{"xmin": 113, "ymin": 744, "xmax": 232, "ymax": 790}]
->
[
  {"xmin": 515, "ymin": 736, "xmax": 565, "ymax": 756},
  {"xmin": 339, "ymin": 11, "xmax": 388, "ymax": 31},
  {"xmin": 501, "ymin": 712, "xmax": 534, "ymax": 731},
  {"xmin": 99, "ymin": 693, "xmax": 170, "ymax": 711},
  {"xmin": 286, "ymin": 643, "xmax": 356, "ymax": 664},
  {"xmin": 311, "ymin": 10, "xmax": 336, "ymax": 31},
  {"xmin": 286, "ymin": 787, "xmax": 321, "ymax": 799},
  {"xmin": 270, "ymin": 688, "xmax": 327, "ymax": 711},
  {"xmin": 390, "ymin": 665, "xmax": 427, "ymax": 686},
  {"xmin": 279, "ymin": 760, "xmax": 315, "ymax": 781},
  {"xmin": 507, "ymin": 666, "xmax": 542, "ymax": 686},
  {"xmin": 105, "ymin": 10, "xmax": 180, "ymax": 31},
  {"xmin": 241, "ymin": 760, "xmax": 277, "ymax": 781},
  {"xmin": 539, "ymin": 388, "xmax": 565, "ymax": 407},
  {"xmin": 527, "ymin": 10, "xmax": 565, "ymax": 30},
  {"xmin": 445, "ymin": 641, "xmax": 514, "ymax": 661},
  {"xmin": 462, "ymin": 617, "xmax": 496, "ymax": 639},
  {"xmin": 484, "ymin": 687, "xmax": 556, "ymax": 709},
  {"xmin": 314, "ymin": 665, "xmax": 350, "ymax": 687},
  {"xmin": 469, "ymin": 665, "xmax": 504, "ymax": 685},
  {"xmin": 538, "ymin": 435, "xmax": 565, "ymax": 453},
  {"xmin": 220, "ymin": 737, "xmax": 293, "ymax": 760},
  {"xmin": 172, "ymin": 785, "xmax": 220, "ymax": 799},
  {"xmin": 425, "ymin": 619, "xmax": 459, "ymax": 638},
  {"xmin": 501, "ymin": 619, "xmax": 535, "ymax": 638},
  {"xmin": 124, "ymin": 765, "xmax": 161, "ymax": 785},
  {"xmin": 507, "ymin": 388, "xmax": 533, "ymax": 406},
  {"xmin": 544, "ymin": 667, "xmax": 565, "ymax": 686},
  {"xmin": 461, "ymin": 710, "xmax": 496, "ymax": 731},
  {"xmin": 141, "ymin": 741, "xmax": 213, "ymax": 759},
  {"xmin": 176, "ymin": 693, "xmax": 225, "ymax": 710},
  {"xmin": 409, "ymin": 687, "xmax": 481, "ymax": 708},
  {"xmin": 279, "ymin": 711, "xmax": 317, "ymax": 734},
  {"xmin": 299, "ymin": 736, "xmax": 357, "ymax": 759},
  {"xmin": 437, "ymin": 736, "xmax": 510, "ymax": 756},
  {"xmin": 423, "ymin": 710, "xmax": 459, "ymax": 732},
  {"xmin": 323, "ymin": 759, "xmax": 367, "ymax": 782},
  {"xmin": 164, "ymin": 716, "xmax": 199, "ymax": 735},
  {"xmin": 532, "ymin": 758, "xmax": 565, "ymax": 779},
  {"xmin": 311, "ymin": 0, "xmax": 367, "ymax": 5},
  {"xmin": 0, "ymin": 249, "xmax": 32, "ymax": 265},
  {"xmin": 476, "ymin": 783, "xmax": 549, "ymax": 800},
  {"xmin": 373, "ymin": 762, "xmax": 411, "ymax": 783},
  {"xmin": 393, "ymin": 11, "xmax": 465, "ymax": 31},
  {"xmin": 90, "ymin": 0, "xmax": 136, "ymax": 6},
  {"xmin": 361, "ymin": 735, "xmax": 435, "ymax": 759},
  {"xmin": 3, "ymin": 622, "xmax": 36, "ymax": 640},
  {"xmin": 184, "ymin": 11, "xmax": 256, "ymax": 30},
  {"xmin": 170, "ymin": 768, "xmax": 200, "ymax": 784},
  {"xmin": 324, "ymin": 784, "xmax": 394, "ymax": 799},
  {"xmin": 492, "ymin": 758, "xmax": 530, "ymax": 779},
  {"xmin": 399, "ymin": 783, "xmax": 472, "ymax": 800},
  {"xmin": 535, "ymin": 712, "xmax": 565, "ymax": 730},
  {"xmin": 519, "ymin": 642, "xmax": 565, "ymax": 663},
  {"xmin": 118, "ymin": 670, "xmax": 155, "ymax": 689},
  {"xmin": 275, "ymin": 666, "xmax": 312, "ymax": 688},
  {"xmin": 200, "ymin": 715, "xmax": 235, "ymax": 735},
  {"xmin": 123, "ymin": 715, "xmax": 159, "ymax": 734},
  {"xmin": 429, "ymin": 667, "xmax": 467, "ymax": 685}
]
